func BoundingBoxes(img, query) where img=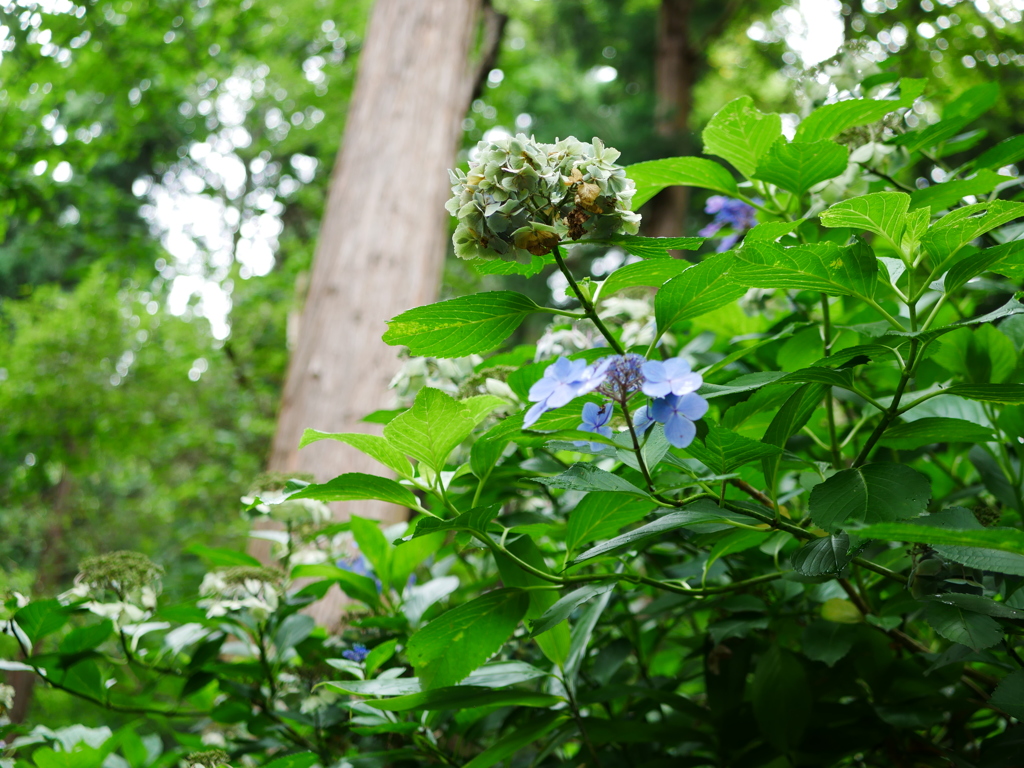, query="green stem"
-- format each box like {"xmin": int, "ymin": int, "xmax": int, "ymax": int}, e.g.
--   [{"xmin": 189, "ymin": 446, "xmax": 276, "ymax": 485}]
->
[
  {"xmin": 853, "ymin": 340, "xmax": 919, "ymax": 466},
  {"xmin": 553, "ymin": 243, "xmax": 625, "ymax": 355},
  {"xmin": 821, "ymin": 294, "xmax": 843, "ymax": 468}
]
